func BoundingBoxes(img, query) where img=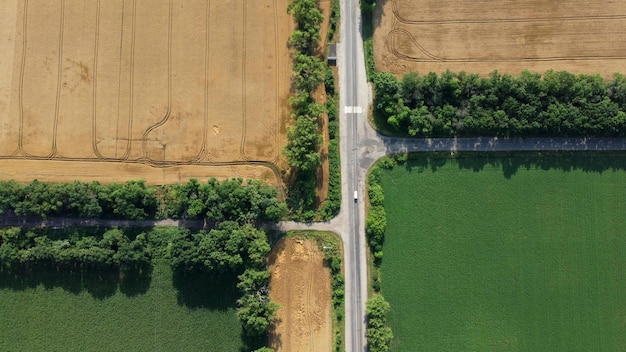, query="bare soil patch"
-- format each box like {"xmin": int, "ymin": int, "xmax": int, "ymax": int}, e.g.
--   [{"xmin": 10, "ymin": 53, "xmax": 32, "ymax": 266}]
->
[
  {"xmin": 374, "ymin": 0, "xmax": 626, "ymax": 78},
  {"xmin": 268, "ymin": 237, "xmax": 332, "ymax": 352},
  {"xmin": 0, "ymin": 0, "xmax": 293, "ymax": 184}
]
